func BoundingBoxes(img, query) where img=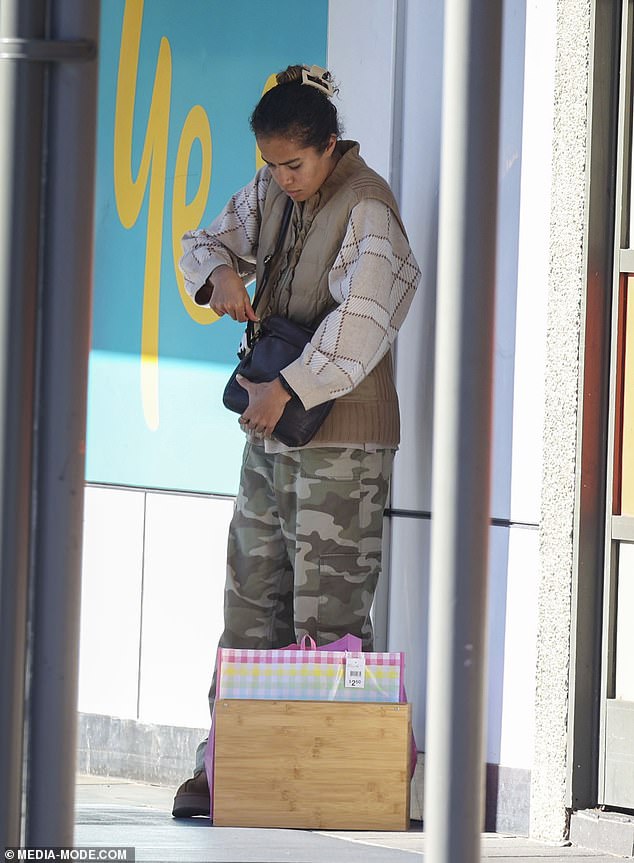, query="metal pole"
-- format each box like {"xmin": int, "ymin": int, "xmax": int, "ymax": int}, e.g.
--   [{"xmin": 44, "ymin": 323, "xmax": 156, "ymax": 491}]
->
[
  {"xmin": 25, "ymin": 0, "xmax": 100, "ymax": 845},
  {"xmin": 425, "ymin": 3, "xmax": 503, "ymax": 862},
  {"xmin": 0, "ymin": 0, "xmax": 47, "ymax": 848}
]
